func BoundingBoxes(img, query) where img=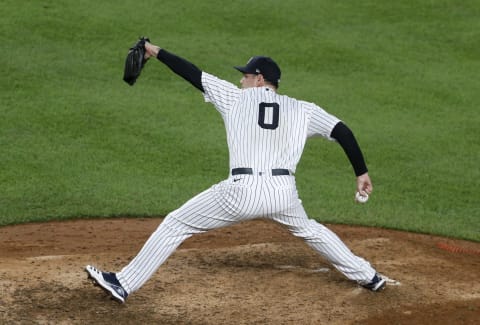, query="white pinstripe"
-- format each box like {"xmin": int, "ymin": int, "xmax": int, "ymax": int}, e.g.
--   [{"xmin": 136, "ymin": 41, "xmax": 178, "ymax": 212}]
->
[{"xmin": 116, "ymin": 72, "xmax": 377, "ymax": 293}]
